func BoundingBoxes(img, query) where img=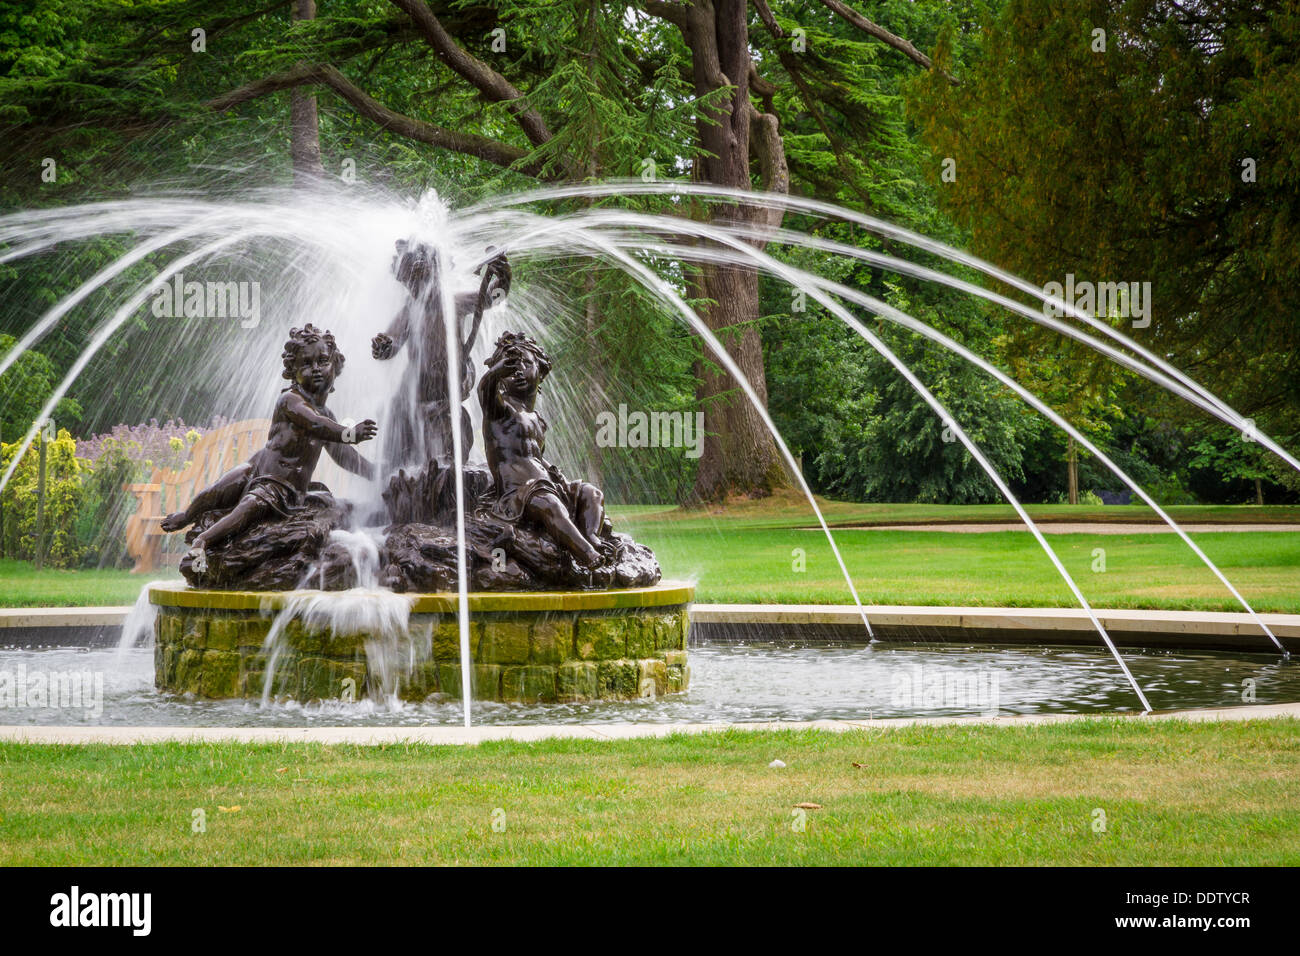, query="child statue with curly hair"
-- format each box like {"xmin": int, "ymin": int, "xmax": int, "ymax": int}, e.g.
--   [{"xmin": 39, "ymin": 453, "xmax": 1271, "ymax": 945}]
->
[
  {"xmin": 161, "ymin": 324, "xmax": 378, "ymax": 571},
  {"xmin": 478, "ymin": 331, "xmax": 612, "ymax": 570}
]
